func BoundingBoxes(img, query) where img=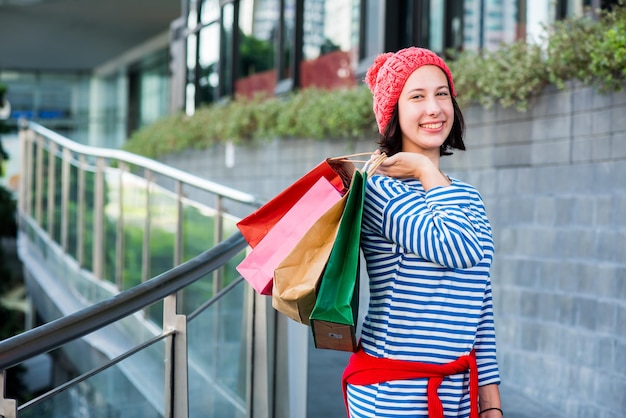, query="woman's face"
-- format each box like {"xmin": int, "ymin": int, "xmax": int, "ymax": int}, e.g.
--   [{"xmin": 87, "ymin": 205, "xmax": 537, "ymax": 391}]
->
[{"xmin": 397, "ymin": 65, "xmax": 454, "ymax": 157}]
